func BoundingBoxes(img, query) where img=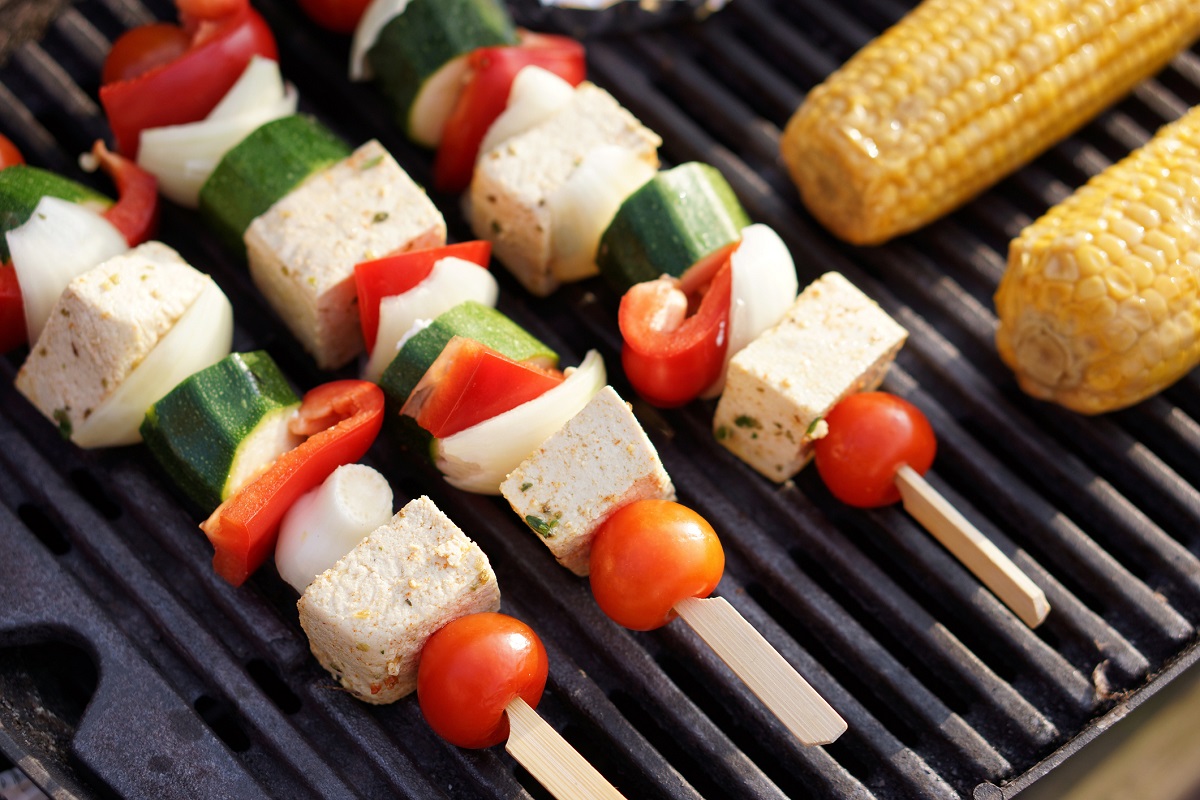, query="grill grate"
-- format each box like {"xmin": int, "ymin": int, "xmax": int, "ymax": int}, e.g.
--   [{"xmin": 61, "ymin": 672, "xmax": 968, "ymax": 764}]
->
[{"xmin": 1, "ymin": 0, "xmax": 1199, "ymax": 797}]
